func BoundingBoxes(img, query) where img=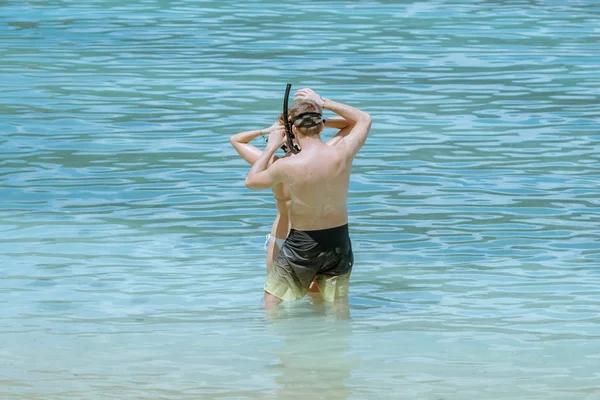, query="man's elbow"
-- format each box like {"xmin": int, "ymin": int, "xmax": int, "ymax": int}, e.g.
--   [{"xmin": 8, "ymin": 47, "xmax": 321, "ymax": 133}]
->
[
  {"xmin": 245, "ymin": 176, "xmax": 260, "ymax": 190},
  {"xmin": 358, "ymin": 112, "xmax": 372, "ymax": 129},
  {"xmin": 362, "ymin": 112, "xmax": 372, "ymax": 123}
]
